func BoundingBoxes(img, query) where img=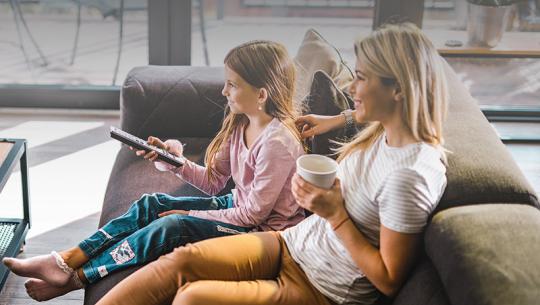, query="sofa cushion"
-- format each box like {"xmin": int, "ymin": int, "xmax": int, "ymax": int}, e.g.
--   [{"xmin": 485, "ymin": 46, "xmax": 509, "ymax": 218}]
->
[
  {"xmin": 303, "ymin": 70, "xmax": 355, "ymax": 156},
  {"xmin": 294, "ymin": 28, "xmax": 354, "ymax": 105},
  {"xmin": 438, "ymin": 60, "xmax": 539, "ymax": 211},
  {"xmin": 425, "ymin": 204, "xmax": 540, "ymax": 305}
]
